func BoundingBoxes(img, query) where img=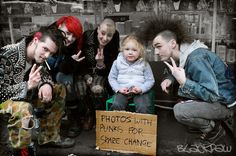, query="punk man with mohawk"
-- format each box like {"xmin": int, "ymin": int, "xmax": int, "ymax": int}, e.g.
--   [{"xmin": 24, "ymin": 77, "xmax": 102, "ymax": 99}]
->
[{"xmin": 139, "ymin": 15, "xmax": 236, "ymax": 145}]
